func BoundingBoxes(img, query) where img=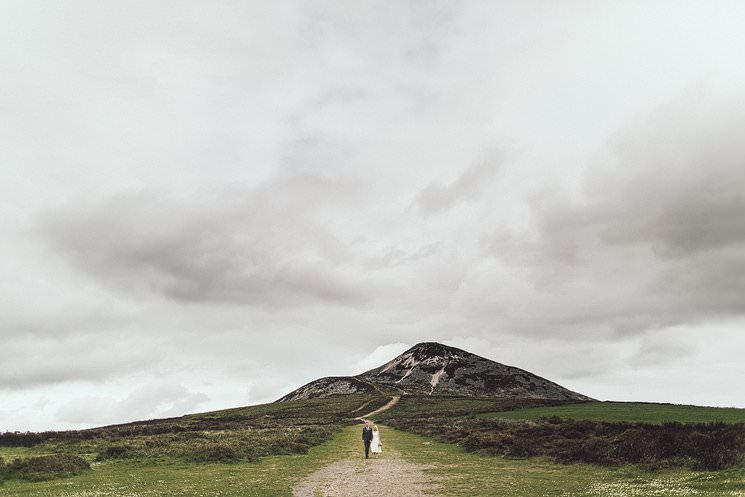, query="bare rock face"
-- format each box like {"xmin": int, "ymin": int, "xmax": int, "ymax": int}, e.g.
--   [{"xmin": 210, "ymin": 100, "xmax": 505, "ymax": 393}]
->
[{"xmin": 277, "ymin": 342, "xmax": 592, "ymax": 402}]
